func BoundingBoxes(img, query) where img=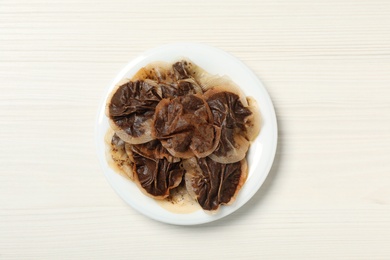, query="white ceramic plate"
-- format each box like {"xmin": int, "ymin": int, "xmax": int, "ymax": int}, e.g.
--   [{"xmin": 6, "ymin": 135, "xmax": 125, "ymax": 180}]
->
[{"xmin": 95, "ymin": 43, "xmax": 277, "ymax": 225}]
